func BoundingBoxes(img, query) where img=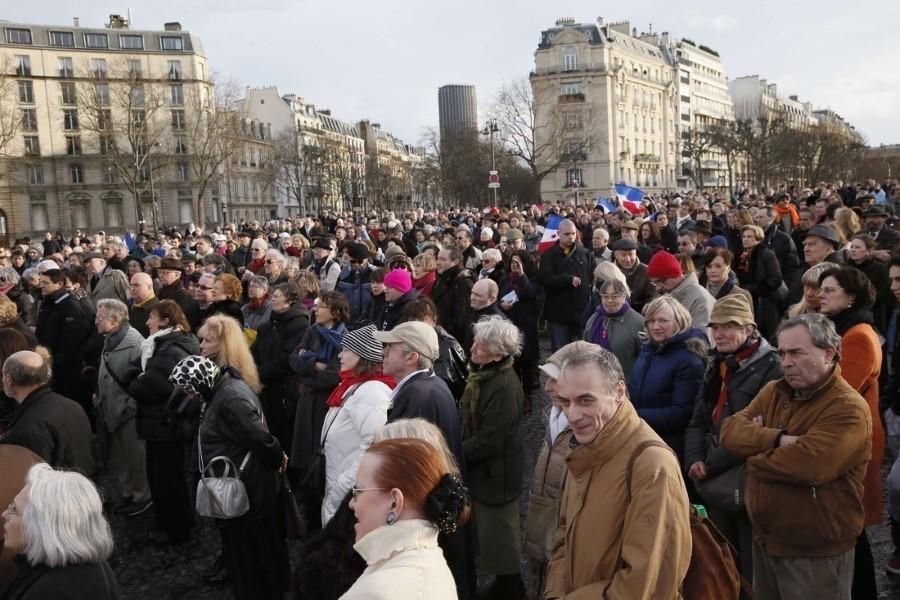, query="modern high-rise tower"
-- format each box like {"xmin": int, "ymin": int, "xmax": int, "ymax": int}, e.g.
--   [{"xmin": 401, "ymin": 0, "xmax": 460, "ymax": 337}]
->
[{"xmin": 438, "ymin": 84, "xmax": 478, "ymax": 141}]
